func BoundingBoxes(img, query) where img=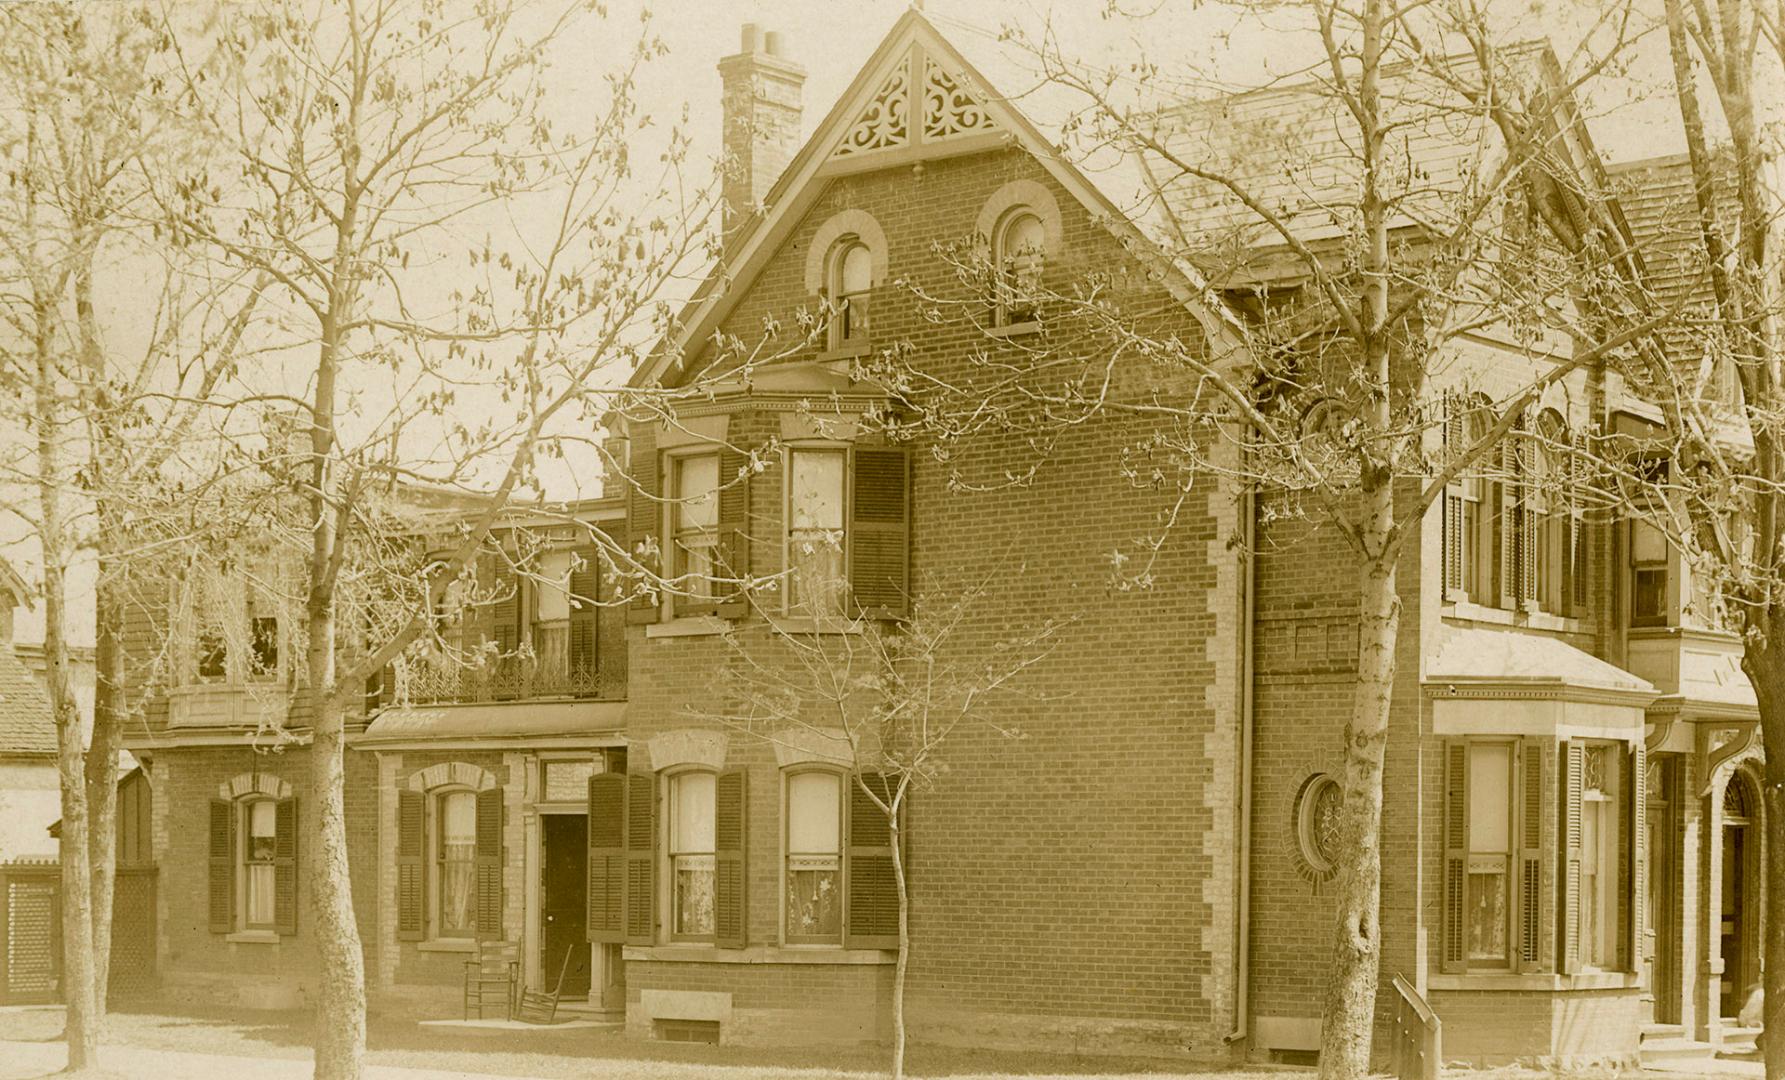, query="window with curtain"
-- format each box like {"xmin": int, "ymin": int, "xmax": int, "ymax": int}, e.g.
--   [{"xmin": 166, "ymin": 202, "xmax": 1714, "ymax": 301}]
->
[
  {"xmin": 828, "ymin": 239, "xmax": 872, "ymax": 349},
  {"xmin": 996, "ymin": 210, "xmax": 1045, "ymax": 326},
  {"xmin": 670, "ymin": 772, "xmax": 716, "ymax": 939},
  {"xmin": 435, "ymin": 790, "xmax": 477, "ymax": 938},
  {"xmin": 673, "ymin": 455, "xmax": 720, "ymax": 600},
  {"xmin": 1467, "ymin": 743, "xmax": 1513, "ymax": 966},
  {"xmin": 788, "ymin": 449, "xmax": 847, "ymax": 616},
  {"xmin": 1580, "ymin": 743, "xmax": 1622, "ymax": 969},
  {"xmin": 786, "ymin": 771, "xmax": 843, "ymax": 943},
  {"xmin": 243, "ymin": 799, "xmax": 277, "ymax": 930},
  {"xmin": 1630, "ymin": 520, "xmax": 1670, "ymax": 627}
]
